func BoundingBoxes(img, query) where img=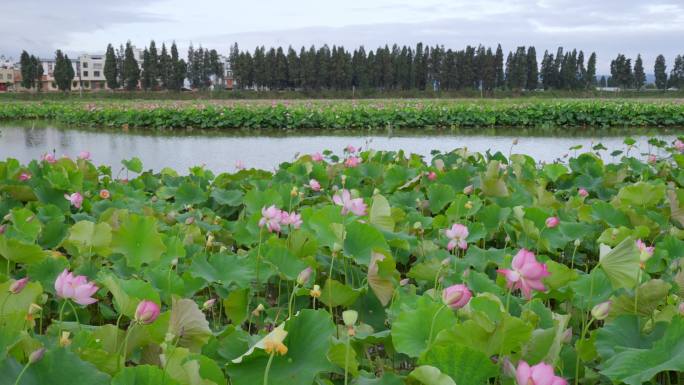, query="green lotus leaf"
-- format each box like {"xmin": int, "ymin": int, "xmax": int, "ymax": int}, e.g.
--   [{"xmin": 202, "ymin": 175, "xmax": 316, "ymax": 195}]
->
[
  {"xmin": 168, "ymin": 297, "xmax": 212, "ymax": 353},
  {"xmin": 419, "ymin": 344, "xmax": 498, "ymax": 385},
  {"xmin": 391, "ymin": 295, "xmax": 456, "ymax": 357},
  {"xmin": 598, "ymin": 236, "xmax": 640, "ymax": 290},
  {"xmin": 407, "ymin": 365, "xmax": 456, "ymax": 385},
  {"xmin": 226, "ymin": 309, "xmax": 335, "ymax": 385},
  {"xmin": 111, "ymin": 213, "xmax": 166, "ymax": 268},
  {"xmin": 600, "ymin": 317, "xmax": 684, "ymax": 385},
  {"xmin": 111, "ymin": 365, "xmax": 181, "ymax": 385}
]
